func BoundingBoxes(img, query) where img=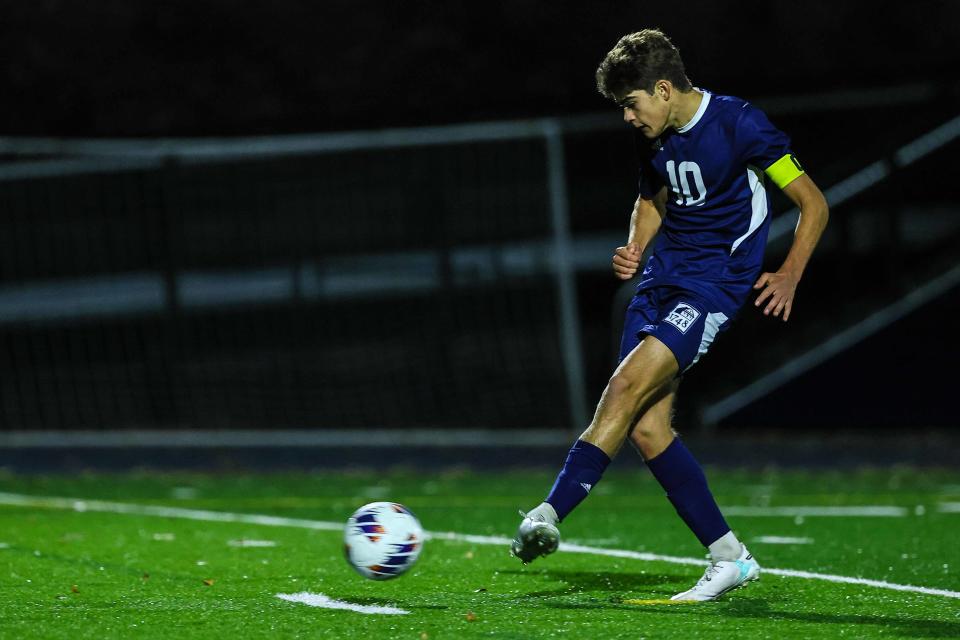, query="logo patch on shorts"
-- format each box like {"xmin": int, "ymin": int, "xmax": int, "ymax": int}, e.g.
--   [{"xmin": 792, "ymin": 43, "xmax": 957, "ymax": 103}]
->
[{"xmin": 664, "ymin": 302, "xmax": 701, "ymax": 334}]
